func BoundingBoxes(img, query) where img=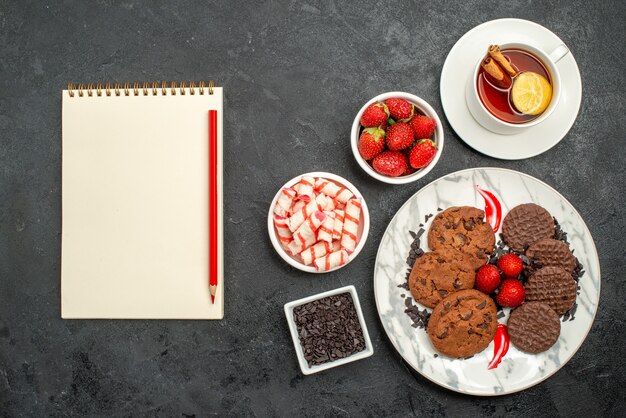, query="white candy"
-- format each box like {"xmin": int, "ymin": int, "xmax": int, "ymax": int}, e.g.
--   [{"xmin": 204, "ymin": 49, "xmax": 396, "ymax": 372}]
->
[
  {"xmin": 332, "ymin": 209, "xmax": 344, "ymax": 241},
  {"xmin": 287, "ymin": 195, "xmax": 324, "ymax": 232},
  {"xmin": 295, "ymin": 176, "xmax": 315, "ymax": 202},
  {"xmin": 314, "ymin": 178, "xmax": 354, "ymax": 204},
  {"xmin": 273, "ymin": 214, "xmax": 293, "ymax": 248},
  {"xmin": 290, "ymin": 199, "xmax": 306, "ymax": 215},
  {"xmin": 274, "ymin": 187, "xmax": 296, "ymax": 217},
  {"xmin": 317, "ymin": 212, "xmax": 335, "ymax": 243},
  {"xmin": 300, "ymin": 240, "xmax": 340, "ymax": 266},
  {"xmin": 340, "ymin": 199, "xmax": 361, "ymax": 253},
  {"xmin": 314, "ymin": 249, "xmax": 349, "ymax": 271},
  {"xmin": 288, "ymin": 211, "xmax": 326, "ymax": 255}
]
